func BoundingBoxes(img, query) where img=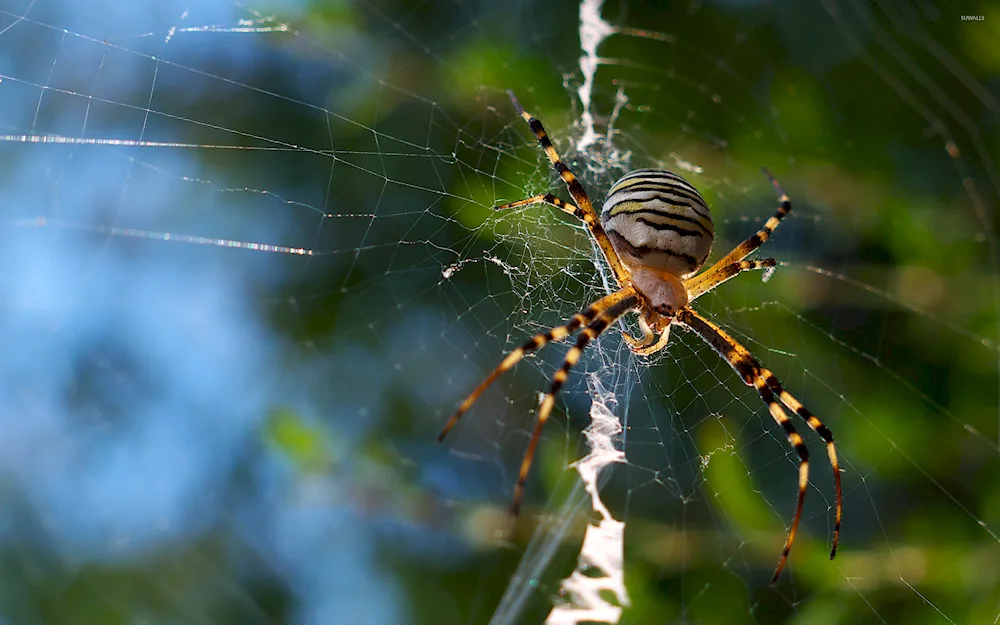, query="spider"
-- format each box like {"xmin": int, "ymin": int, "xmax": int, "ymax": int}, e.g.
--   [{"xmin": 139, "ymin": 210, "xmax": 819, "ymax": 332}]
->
[{"xmin": 438, "ymin": 90, "xmax": 842, "ymax": 583}]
